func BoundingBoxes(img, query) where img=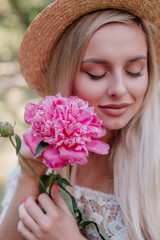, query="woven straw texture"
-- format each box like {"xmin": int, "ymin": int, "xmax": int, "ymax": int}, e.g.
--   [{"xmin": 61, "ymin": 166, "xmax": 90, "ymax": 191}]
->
[{"xmin": 19, "ymin": 0, "xmax": 160, "ymax": 97}]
